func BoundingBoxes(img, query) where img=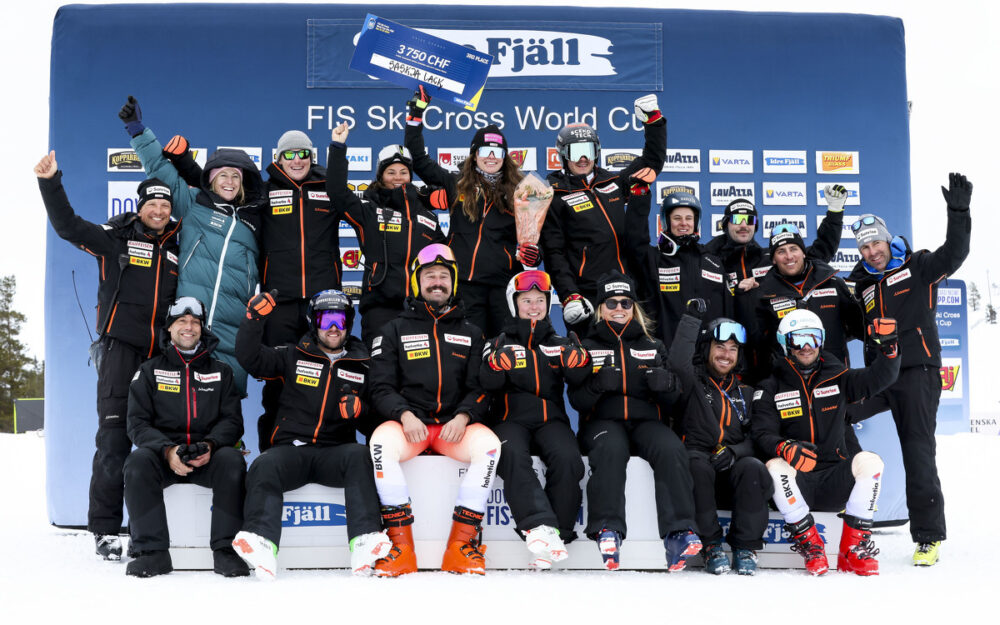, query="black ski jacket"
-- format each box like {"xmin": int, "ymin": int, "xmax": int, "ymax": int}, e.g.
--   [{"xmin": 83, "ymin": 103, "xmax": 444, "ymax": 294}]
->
[
  {"xmin": 751, "ymin": 350, "xmax": 900, "ymax": 470},
  {"xmin": 369, "ymin": 297, "xmax": 488, "ymax": 425},
  {"xmin": 236, "ymin": 315, "xmax": 371, "ymax": 445},
  {"xmin": 39, "ymin": 171, "xmax": 181, "ymax": 358},
  {"xmin": 126, "ymin": 328, "xmax": 243, "ymax": 456}
]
